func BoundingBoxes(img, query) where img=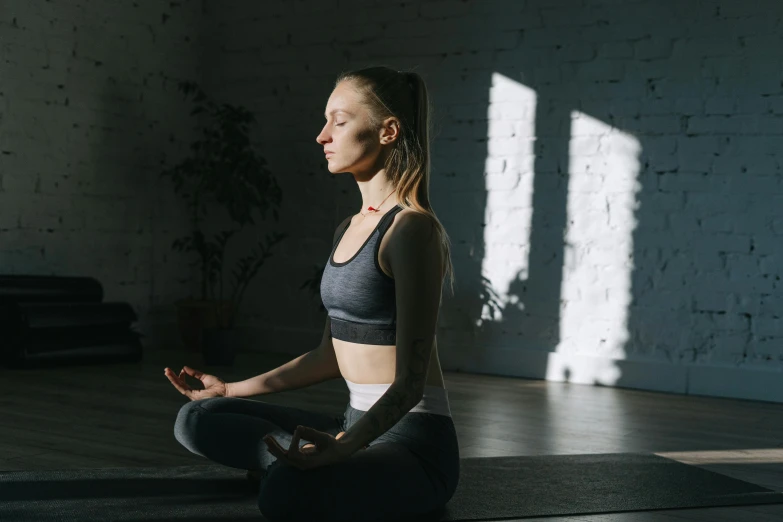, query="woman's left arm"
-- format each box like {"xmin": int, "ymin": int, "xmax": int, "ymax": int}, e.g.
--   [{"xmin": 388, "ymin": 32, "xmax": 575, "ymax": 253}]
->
[{"xmin": 339, "ymin": 213, "xmax": 444, "ymax": 455}]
